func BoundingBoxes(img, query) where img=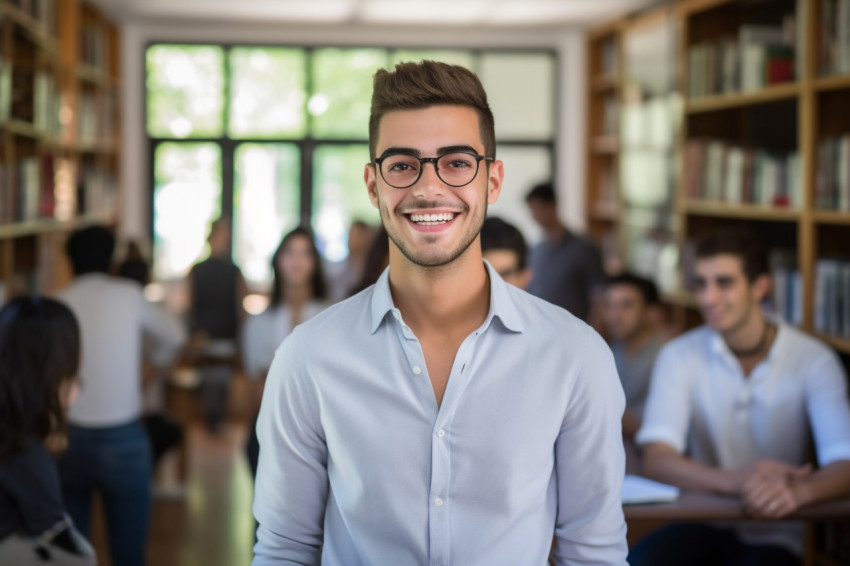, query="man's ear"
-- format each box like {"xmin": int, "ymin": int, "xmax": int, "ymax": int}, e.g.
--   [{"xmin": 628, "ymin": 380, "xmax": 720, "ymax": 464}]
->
[
  {"xmin": 752, "ymin": 273, "xmax": 772, "ymax": 303},
  {"xmin": 486, "ymin": 160, "xmax": 504, "ymax": 205},
  {"xmin": 365, "ymin": 163, "xmax": 379, "ymax": 208}
]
